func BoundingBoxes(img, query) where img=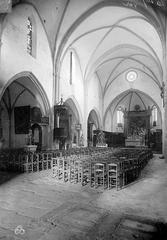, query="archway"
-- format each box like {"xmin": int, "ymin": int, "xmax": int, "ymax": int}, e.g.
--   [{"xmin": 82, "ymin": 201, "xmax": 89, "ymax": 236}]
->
[
  {"xmin": 54, "ymin": 97, "xmax": 82, "ymax": 149},
  {"xmin": 87, "ymin": 109, "xmax": 100, "ymax": 147},
  {"xmin": 104, "ymin": 90, "xmax": 162, "ymax": 151},
  {"xmin": 64, "ymin": 97, "xmax": 81, "ymax": 149},
  {"xmin": 55, "ymin": 2, "xmax": 164, "ymax": 151},
  {"xmin": 0, "ymin": 73, "xmax": 51, "ymax": 150}
]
